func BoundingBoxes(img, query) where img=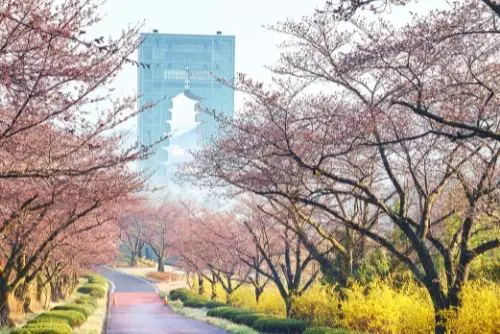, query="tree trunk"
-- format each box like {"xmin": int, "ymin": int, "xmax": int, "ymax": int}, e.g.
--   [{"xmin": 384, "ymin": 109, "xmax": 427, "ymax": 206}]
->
[
  {"xmin": 14, "ymin": 282, "xmax": 32, "ymax": 314},
  {"xmin": 130, "ymin": 251, "xmax": 138, "ymax": 267},
  {"xmin": 0, "ymin": 280, "xmax": 15, "ymax": 327},
  {"xmin": 255, "ymin": 286, "xmax": 263, "ymax": 304},
  {"xmin": 427, "ymin": 281, "xmax": 459, "ymax": 334},
  {"xmin": 225, "ymin": 290, "xmax": 233, "ymax": 305},
  {"xmin": 198, "ymin": 275, "xmax": 205, "ymax": 296},
  {"xmin": 284, "ymin": 297, "xmax": 292, "ymax": 318},
  {"xmin": 210, "ymin": 280, "xmax": 217, "ymax": 300},
  {"xmin": 157, "ymin": 255, "xmax": 165, "ymax": 272},
  {"xmin": 50, "ymin": 275, "xmax": 72, "ymax": 302}
]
